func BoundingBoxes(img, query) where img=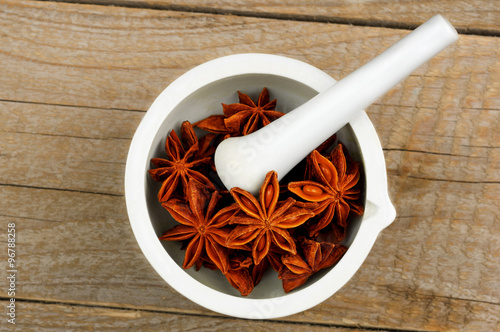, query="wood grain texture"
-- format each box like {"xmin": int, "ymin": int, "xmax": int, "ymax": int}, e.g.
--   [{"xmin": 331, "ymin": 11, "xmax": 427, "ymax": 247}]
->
[
  {"xmin": 48, "ymin": 0, "xmax": 500, "ymax": 34},
  {"xmin": 1, "ymin": 100, "xmax": 497, "ymax": 195},
  {"xmin": 0, "ymin": 0, "xmax": 499, "ymax": 331},
  {"xmin": 3, "ymin": 301, "xmax": 388, "ymax": 332},
  {"xmin": 1, "ymin": 0, "xmax": 497, "ymax": 113},
  {"xmin": 0, "ymin": 101, "xmax": 143, "ymax": 195},
  {"xmin": 0, "ymin": 180, "xmax": 498, "ymax": 330}
]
